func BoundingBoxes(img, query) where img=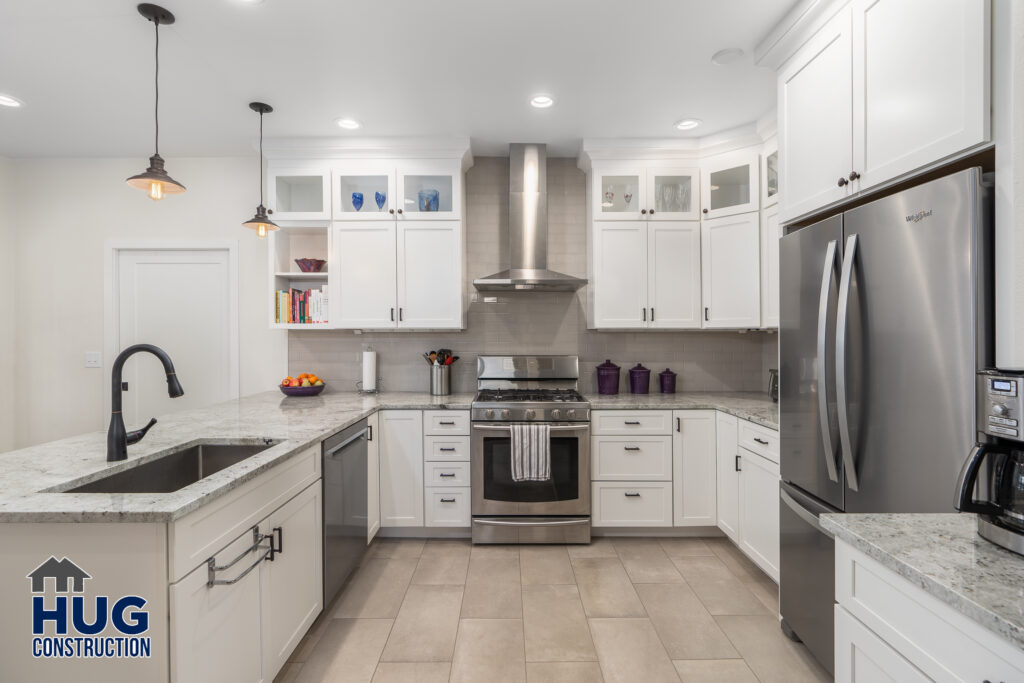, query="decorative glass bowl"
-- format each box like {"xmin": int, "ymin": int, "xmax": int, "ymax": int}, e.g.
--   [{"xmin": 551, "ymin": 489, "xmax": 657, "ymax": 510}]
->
[
  {"xmin": 418, "ymin": 189, "xmax": 440, "ymax": 212},
  {"xmin": 294, "ymin": 258, "xmax": 326, "ymax": 272}
]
